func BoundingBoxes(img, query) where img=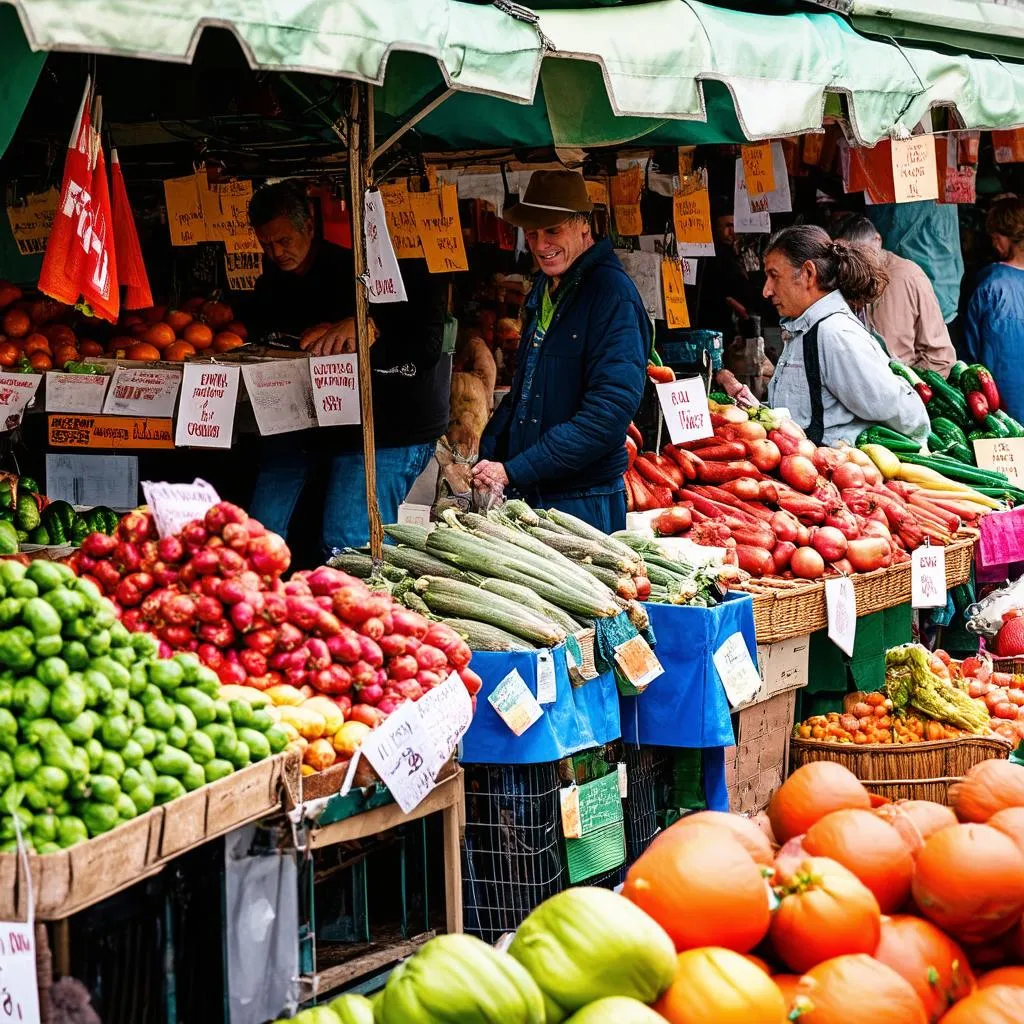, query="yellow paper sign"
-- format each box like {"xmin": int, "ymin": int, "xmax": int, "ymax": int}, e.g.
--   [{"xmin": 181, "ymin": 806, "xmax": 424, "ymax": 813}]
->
[
  {"xmin": 379, "ymin": 183, "xmax": 424, "ymax": 259},
  {"xmin": 224, "ymin": 251, "xmax": 263, "ymax": 291},
  {"xmin": 741, "ymin": 143, "xmax": 775, "ymax": 196},
  {"xmin": 585, "ymin": 178, "xmax": 610, "ymax": 208},
  {"xmin": 202, "ymin": 179, "xmax": 261, "ymax": 253},
  {"xmin": 661, "ymin": 258, "xmax": 690, "ymax": 329},
  {"xmin": 409, "ymin": 184, "xmax": 469, "ymax": 274},
  {"xmin": 672, "ymin": 181, "xmax": 713, "ymax": 244},
  {"xmin": 6, "ymin": 189, "xmax": 58, "ymax": 256},
  {"xmin": 891, "ymin": 135, "xmax": 940, "ymax": 204},
  {"xmin": 613, "ymin": 204, "xmax": 643, "ymax": 237},
  {"xmin": 677, "ymin": 146, "xmax": 696, "ymax": 179},
  {"xmin": 163, "ymin": 174, "xmax": 208, "ymax": 246},
  {"xmin": 610, "ymin": 164, "xmax": 643, "ymax": 206},
  {"xmin": 560, "ymin": 787, "xmax": 582, "ymax": 839}
]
